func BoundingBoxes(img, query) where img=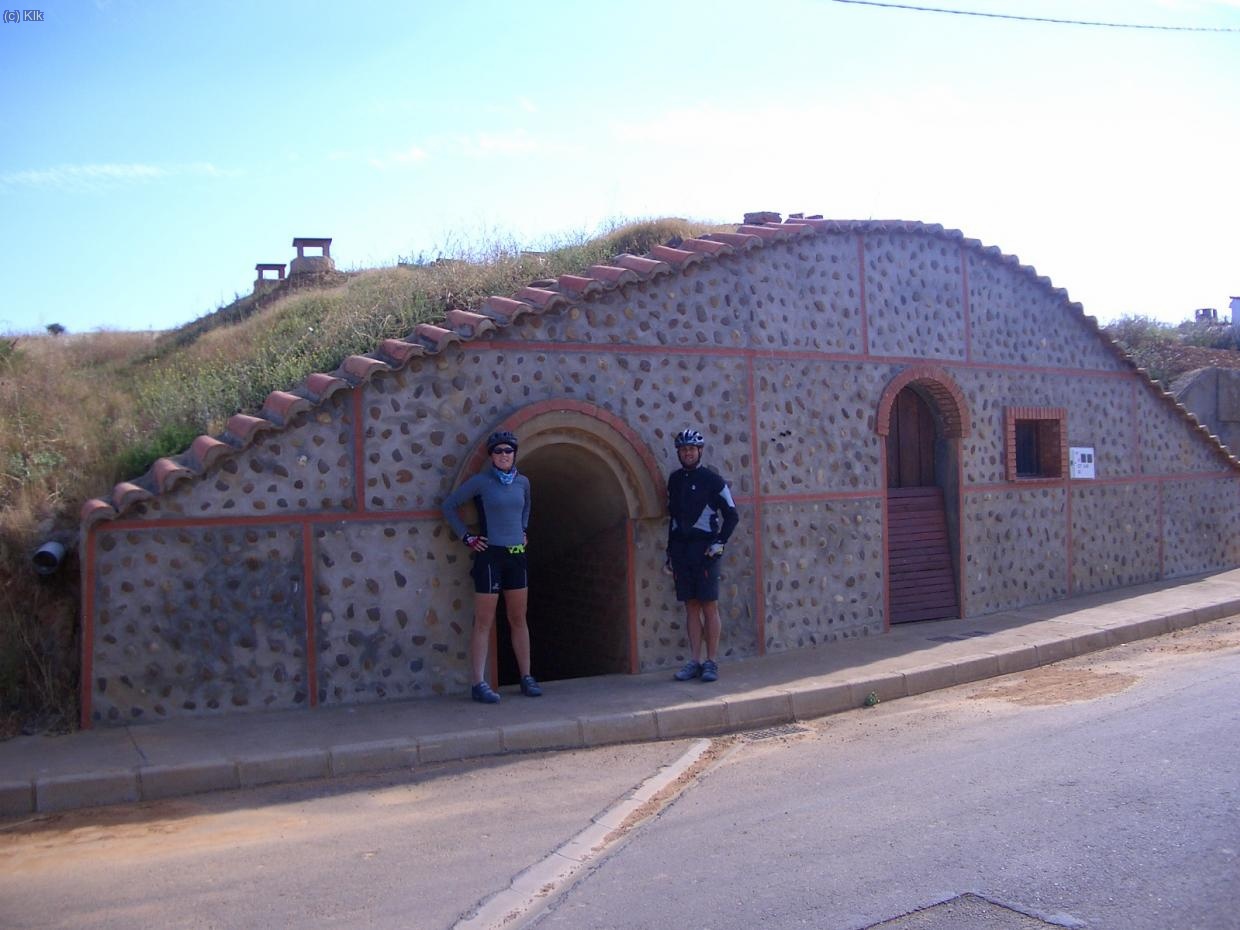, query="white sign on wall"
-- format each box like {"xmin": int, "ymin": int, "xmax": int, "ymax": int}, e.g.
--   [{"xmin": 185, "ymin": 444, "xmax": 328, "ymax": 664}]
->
[{"xmin": 1070, "ymin": 446, "xmax": 1096, "ymax": 479}]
